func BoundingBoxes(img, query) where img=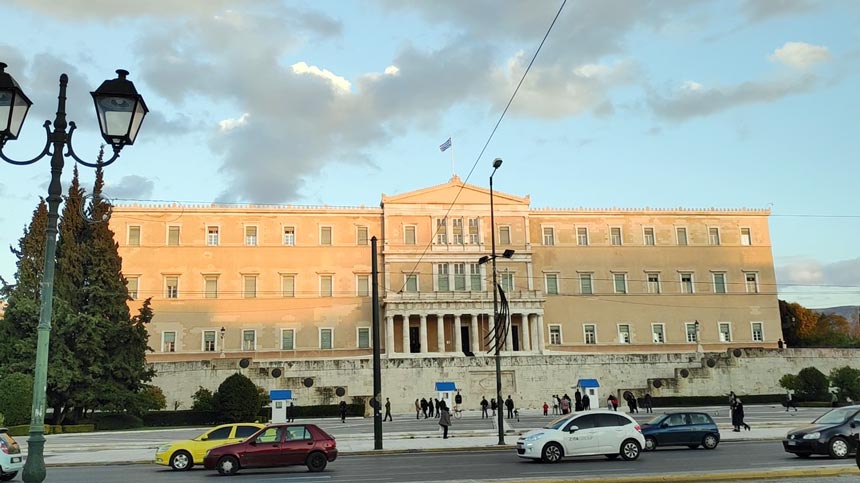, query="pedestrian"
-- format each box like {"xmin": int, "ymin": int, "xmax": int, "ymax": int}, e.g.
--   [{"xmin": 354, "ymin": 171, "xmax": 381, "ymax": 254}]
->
[
  {"xmin": 287, "ymin": 402, "xmax": 295, "ymax": 422},
  {"xmin": 552, "ymin": 395, "xmax": 559, "ymax": 415},
  {"xmin": 736, "ymin": 398, "xmax": 750, "ymax": 431},
  {"xmin": 434, "ymin": 398, "xmax": 440, "ymax": 418},
  {"xmin": 607, "ymin": 394, "xmax": 617, "ymax": 411},
  {"xmin": 832, "ymin": 391, "xmax": 839, "ymax": 408},
  {"xmin": 644, "ymin": 393, "xmax": 653, "ymax": 413},
  {"xmin": 729, "ymin": 391, "xmax": 739, "ymax": 431},
  {"xmin": 455, "ymin": 390, "xmax": 463, "ymax": 411},
  {"xmin": 543, "ymin": 401, "xmax": 549, "ymax": 416},
  {"xmin": 562, "ymin": 394, "xmax": 571, "ymax": 414},
  {"xmin": 384, "ymin": 397, "xmax": 393, "ymax": 421},
  {"xmin": 490, "ymin": 398, "xmax": 497, "ymax": 416},
  {"xmin": 415, "ymin": 398, "xmax": 421, "ymax": 419},
  {"xmin": 439, "ymin": 405, "xmax": 452, "ymax": 439},
  {"xmin": 625, "ymin": 392, "xmax": 635, "ymax": 413},
  {"xmin": 784, "ymin": 392, "xmax": 798, "ymax": 412},
  {"xmin": 480, "ymin": 396, "xmax": 489, "ymax": 419},
  {"xmin": 339, "ymin": 400, "xmax": 347, "ymax": 423},
  {"xmin": 421, "ymin": 397, "xmax": 428, "ymax": 418},
  {"xmin": 777, "ymin": 338, "xmax": 784, "ymax": 349},
  {"xmin": 630, "ymin": 394, "xmax": 639, "ymax": 414},
  {"xmin": 574, "ymin": 389, "xmax": 582, "ymax": 412},
  {"xmin": 505, "ymin": 395, "xmax": 515, "ymax": 419}
]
